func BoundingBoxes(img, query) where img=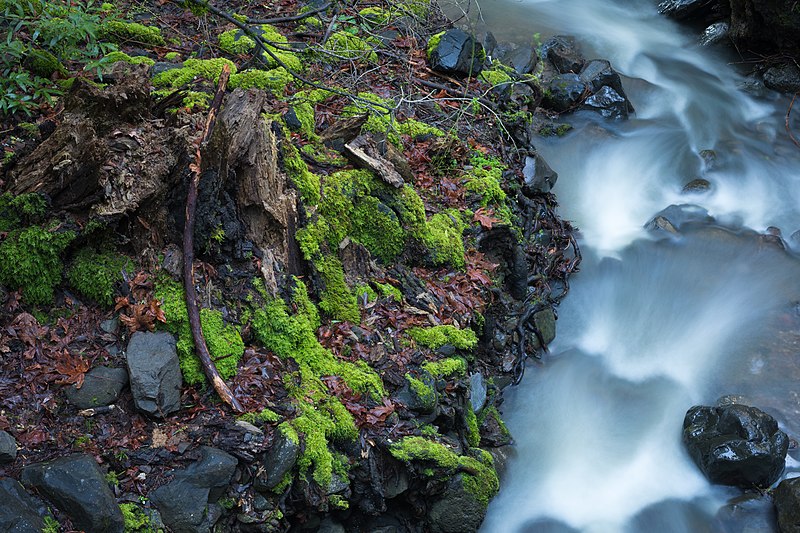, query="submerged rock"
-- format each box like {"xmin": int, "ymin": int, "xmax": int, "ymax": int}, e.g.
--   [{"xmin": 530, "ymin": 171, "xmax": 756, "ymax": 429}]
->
[
  {"xmin": 774, "ymin": 477, "xmax": 800, "ymax": 533},
  {"xmin": 644, "ymin": 204, "xmax": 714, "ymax": 233},
  {"xmin": 582, "ymin": 86, "xmax": 629, "ymax": 119},
  {"xmin": 427, "ymin": 474, "xmax": 490, "ymax": 533},
  {"xmin": 682, "ymin": 178, "xmax": 712, "ymax": 193},
  {"xmin": 21, "ymin": 454, "xmax": 124, "ymax": 533},
  {"xmin": 126, "ymin": 331, "xmax": 181, "ymax": 417},
  {"xmin": 763, "ymin": 64, "xmax": 800, "ymax": 94},
  {"xmin": 658, "ymin": 0, "xmax": 717, "ymax": 20},
  {"xmin": 428, "ymin": 29, "xmax": 484, "ymax": 78},
  {"xmin": 682, "ymin": 404, "xmax": 788, "ymax": 488},
  {"xmin": 700, "ymin": 22, "xmax": 730, "ymax": 46}
]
